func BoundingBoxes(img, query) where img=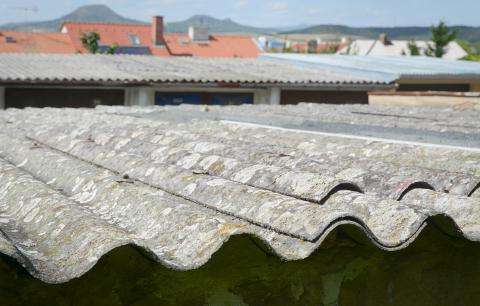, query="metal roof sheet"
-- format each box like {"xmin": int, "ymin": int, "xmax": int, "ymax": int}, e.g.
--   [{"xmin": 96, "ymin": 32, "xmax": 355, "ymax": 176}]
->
[
  {"xmin": 262, "ymin": 53, "xmax": 480, "ymax": 81},
  {"xmin": 0, "ymin": 53, "xmax": 390, "ymax": 86},
  {"xmin": 0, "ymin": 105, "xmax": 479, "ymax": 283}
]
